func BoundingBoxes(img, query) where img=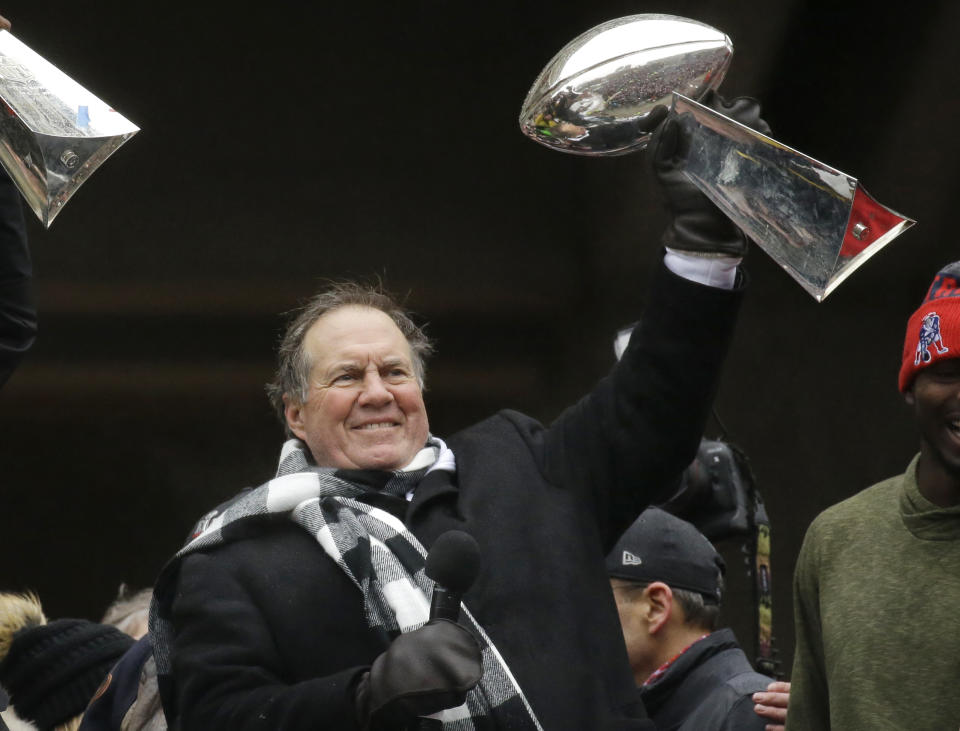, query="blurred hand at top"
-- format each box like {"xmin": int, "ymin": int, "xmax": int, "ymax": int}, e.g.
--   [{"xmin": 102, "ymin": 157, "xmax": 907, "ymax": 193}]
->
[{"xmin": 0, "ymin": 14, "xmax": 10, "ymax": 32}]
